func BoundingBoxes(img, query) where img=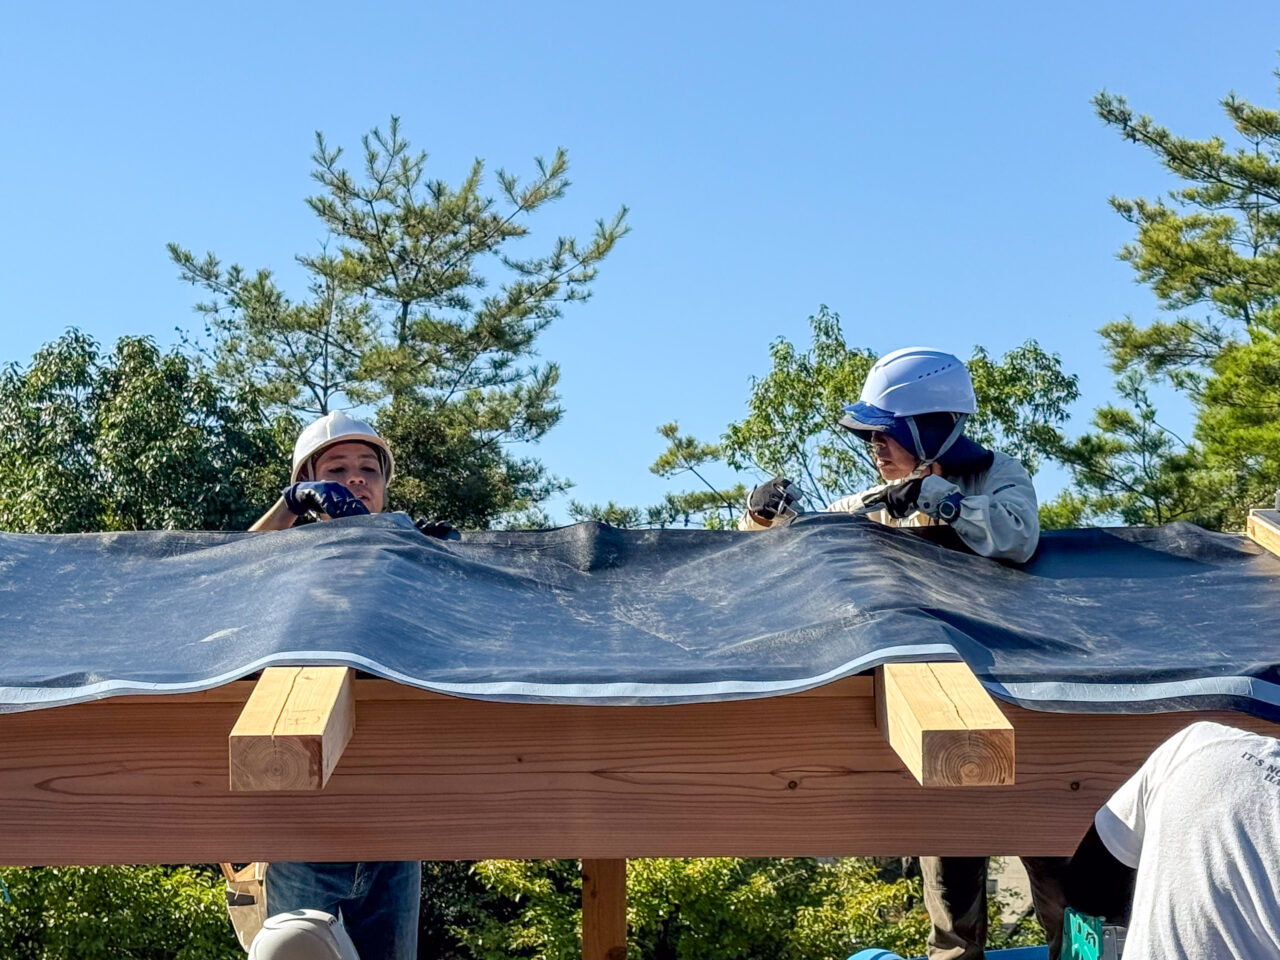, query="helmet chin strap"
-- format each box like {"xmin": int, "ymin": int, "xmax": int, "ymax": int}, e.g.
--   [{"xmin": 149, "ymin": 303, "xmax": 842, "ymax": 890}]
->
[{"xmin": 904, "ymin": 413, "xmax": 969, "ymax": 468}]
